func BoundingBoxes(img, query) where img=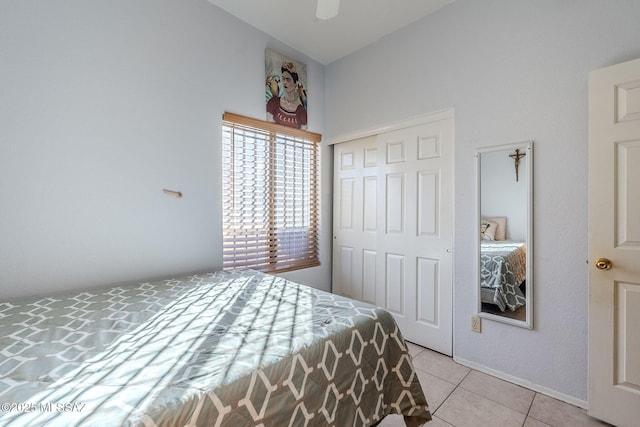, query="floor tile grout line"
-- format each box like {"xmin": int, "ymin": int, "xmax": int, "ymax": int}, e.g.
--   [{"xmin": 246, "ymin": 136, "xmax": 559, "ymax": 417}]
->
[
  {"xmin": 456, "ymin": 378, "xmax": 533, "ymax": 416},
  {"xmin": 412, "ymin": 347, "xmax": 539, "ymax": 427},
  {"xmin": 431, "ymin": 374, "xmax": 463, "ymax": 415},
  {"xmin": 409, "ymin": 345, "xmax": 610, "ymax": 427},
  {"xmin": 413, "ymin": 364, "xmax": 468, "ymax": 388},
  {"xmin": 525, "ymin": 392, "xmax": 537, "ymax": 418},
  {"xmin": 431, "ymin": 369, "xmax": 475, "ymax": 425}
]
